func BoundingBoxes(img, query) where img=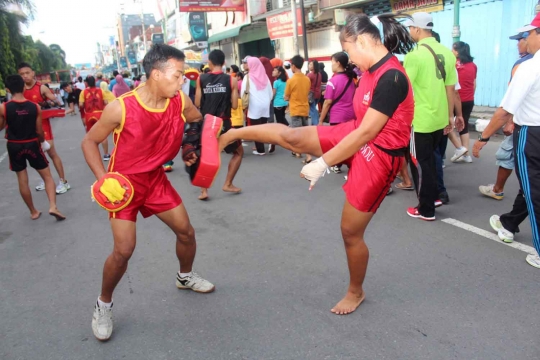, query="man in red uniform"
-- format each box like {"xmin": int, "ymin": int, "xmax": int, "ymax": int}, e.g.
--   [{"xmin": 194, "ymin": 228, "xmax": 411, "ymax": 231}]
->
[
  {"xmin": 17, "ymin": 62, "xmax": 71, "ymax": 194},
  {"xmin": 219, "ymin": 13, "xmax": 415, "ymax": 316},
  {"xmin": 79, "ymin": 75, "xmax": 112, "ymax": 160},
  {"xmin": 0, "ymin": 75, "xmax": 66, "ymax": 221},
  {"xmin": 82, "ymin": 44, "xmax": 215, "ymax": 341}
]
